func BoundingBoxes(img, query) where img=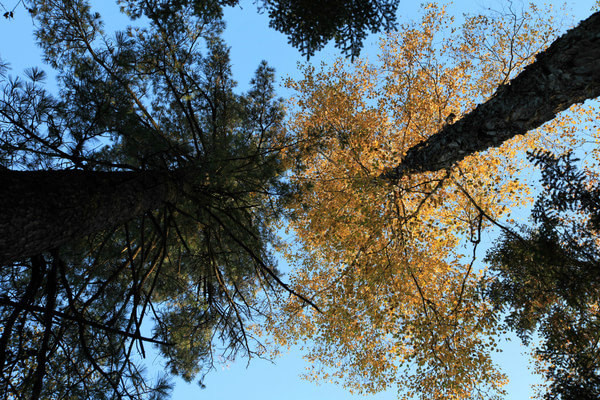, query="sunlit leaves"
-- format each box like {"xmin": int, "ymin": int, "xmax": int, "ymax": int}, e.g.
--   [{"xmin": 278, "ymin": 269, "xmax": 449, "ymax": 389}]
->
[{"xmin": 266, "ymin": 2, "xmax": 585, "ymax": 399}]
